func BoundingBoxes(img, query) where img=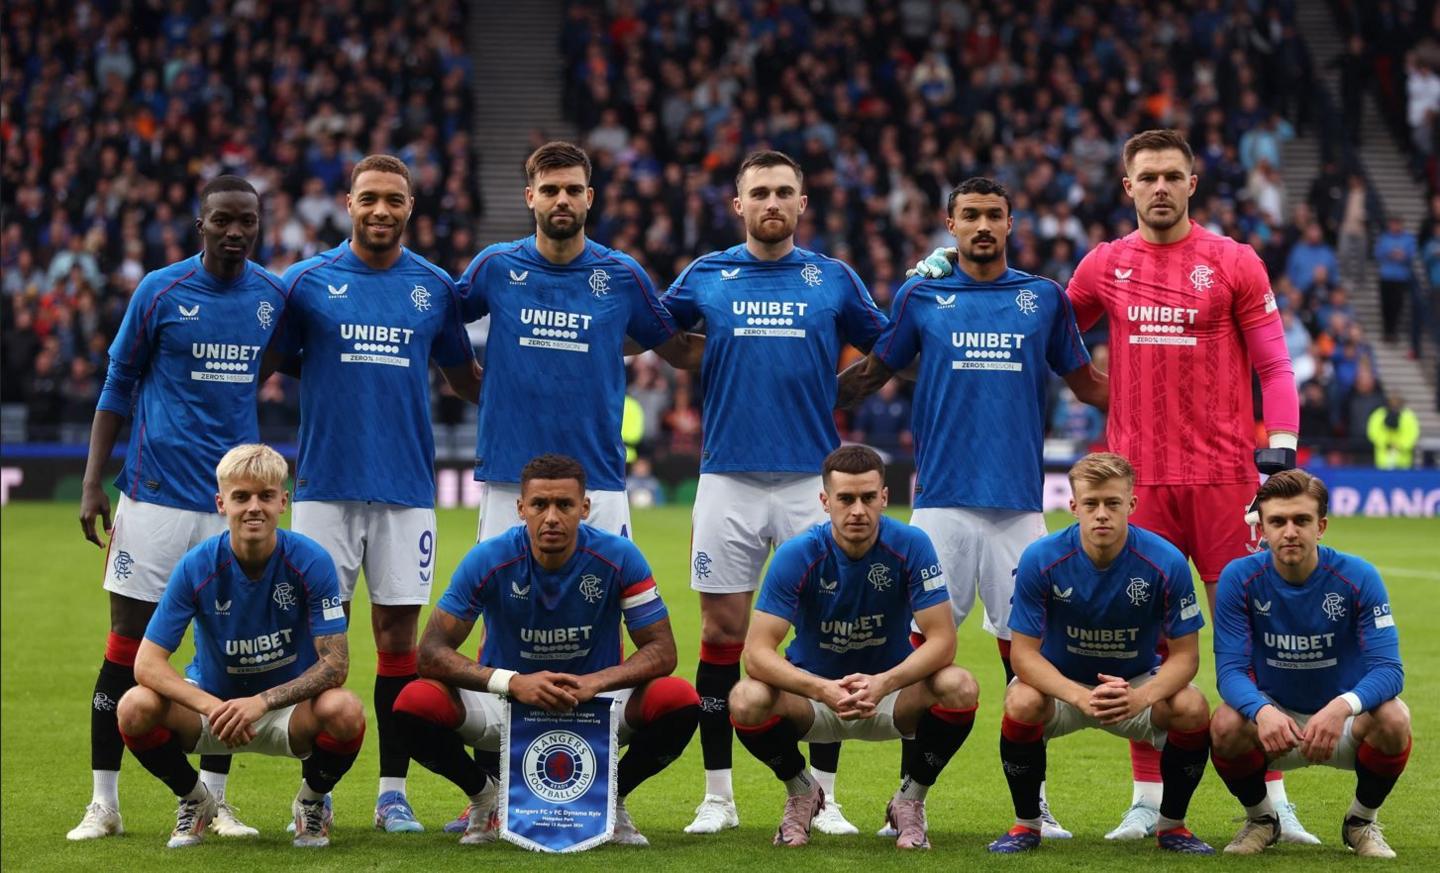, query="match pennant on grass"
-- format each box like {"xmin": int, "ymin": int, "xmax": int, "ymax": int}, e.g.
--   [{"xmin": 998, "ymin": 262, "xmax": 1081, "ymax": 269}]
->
[{"xmin": 500, "ymin": 698, "xmax": 618, "ymax": 852}]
